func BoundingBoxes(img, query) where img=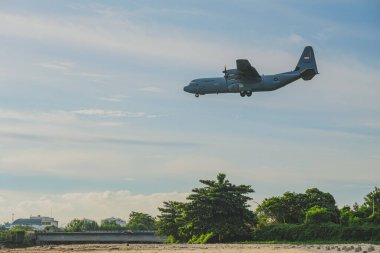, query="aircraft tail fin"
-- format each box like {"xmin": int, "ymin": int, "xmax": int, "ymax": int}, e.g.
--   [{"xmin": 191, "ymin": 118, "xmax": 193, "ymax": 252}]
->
[{"xmin": 295, "ymin": 46, "xmax": 318, "ymax": 80}]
